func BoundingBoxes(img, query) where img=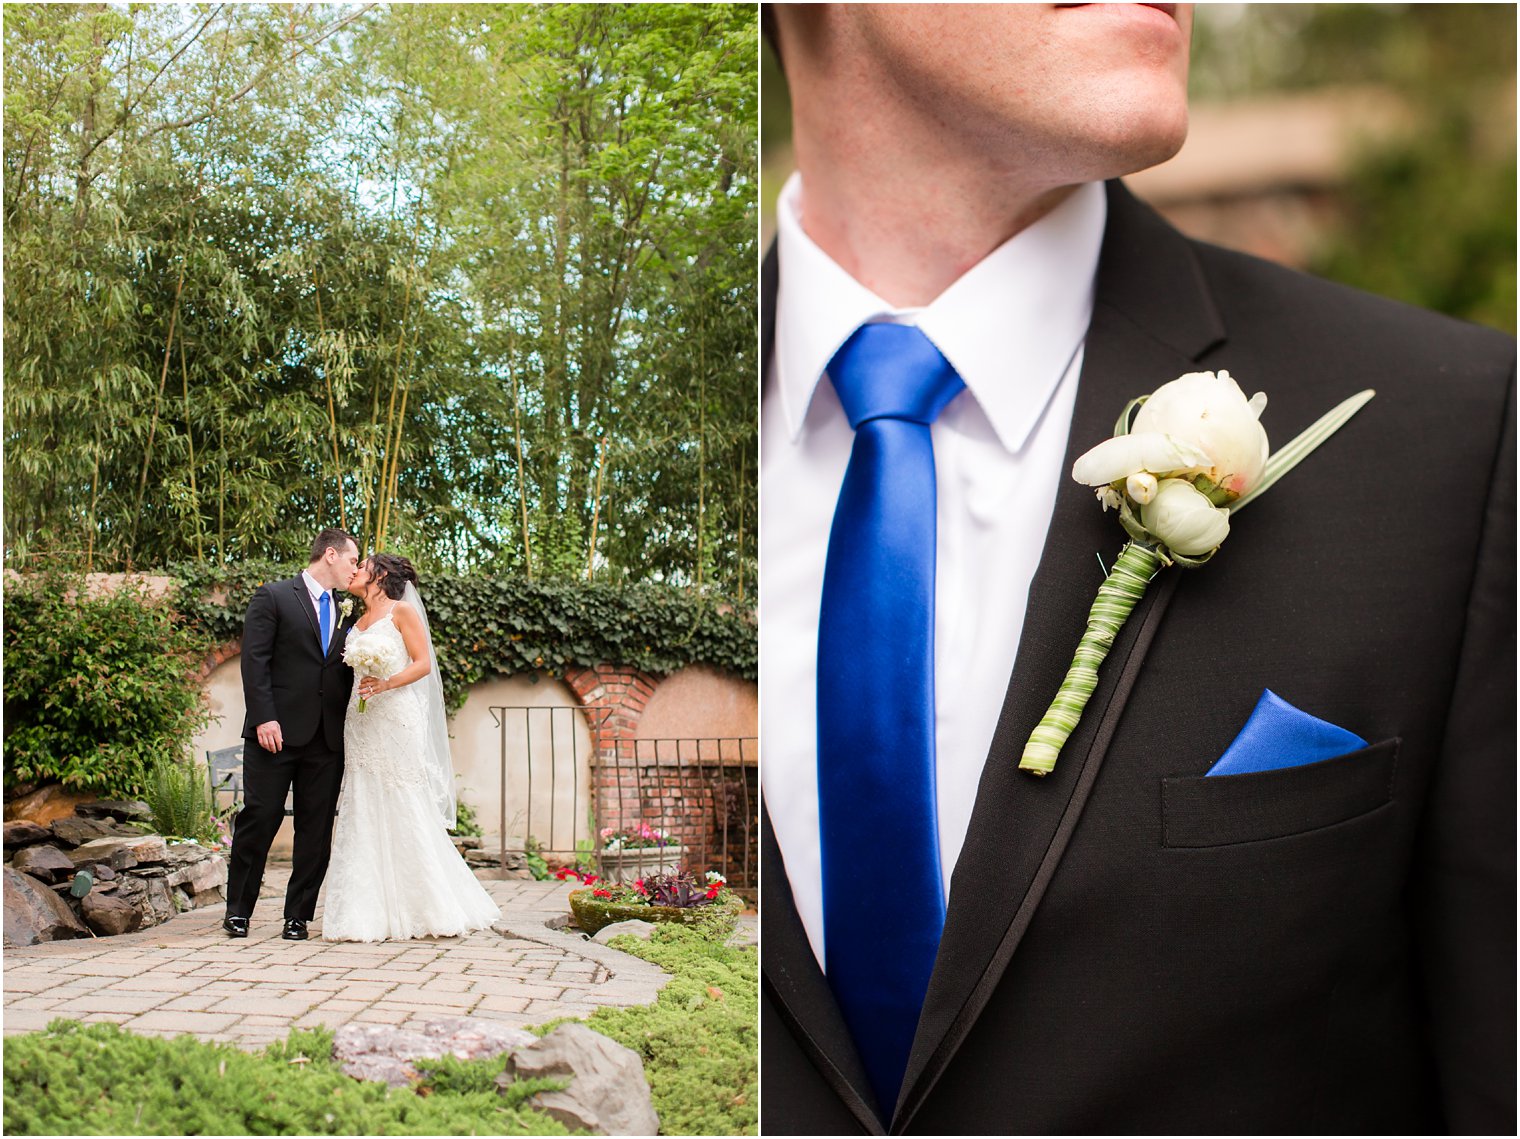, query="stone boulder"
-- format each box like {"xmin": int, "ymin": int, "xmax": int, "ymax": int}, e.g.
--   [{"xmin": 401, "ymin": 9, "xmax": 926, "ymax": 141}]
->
[
  {"xmin": 76, "ymin": 800, "xmax": 153, "ymax": 824},
  {"xmin": 497, "ymin": 1022, "xmax": 659, "ymax": 1135},
  {"xmin": 4, "ymin": 785, "xmax": 96, "ymax": 826},
  {"xmin": 80, "ymin": 890, "xmax": 142, "ymax": 936},
  {"xmin": 50, "ymin": 815, "xmax": 144, "ymax": 847},
  {"xmin": 114, "ymin": 874, "xmax": 177, "ymax": 928},
  {"xmin": 592, "ymin": 919, "xmax": 657, "ymax": 945},
  {"xmin": 334, "ymin": 1018, "xmax": 536, "ymax": 1087},
  {"xmin": 67, "ymin": 835, "xmax": 169, "ymax": 871},
  {"xmin": 3, "ymin": 867, "xmax": 89, "ymax": 946},
  {"xmin": 166, "ymin": 847, "xmax": 226, "ymax": 911},
  {"xmin": 10, "ymin": 844, "xmax": 77, "ymax": 883},
  {"xmin": 4, "ymin": 820, "xmax": 53, "ymax": 849}
]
